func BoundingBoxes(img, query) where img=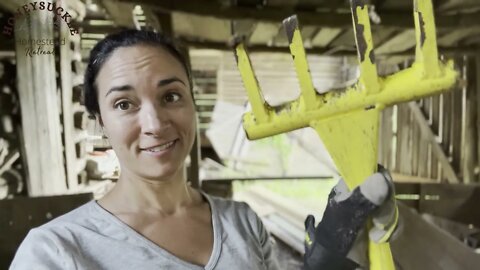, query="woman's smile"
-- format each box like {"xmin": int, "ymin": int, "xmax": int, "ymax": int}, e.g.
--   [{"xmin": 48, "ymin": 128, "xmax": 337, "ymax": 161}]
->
[{"xmin": 140, "ymin": 138, "xmax": 179, "ymax": 157}]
